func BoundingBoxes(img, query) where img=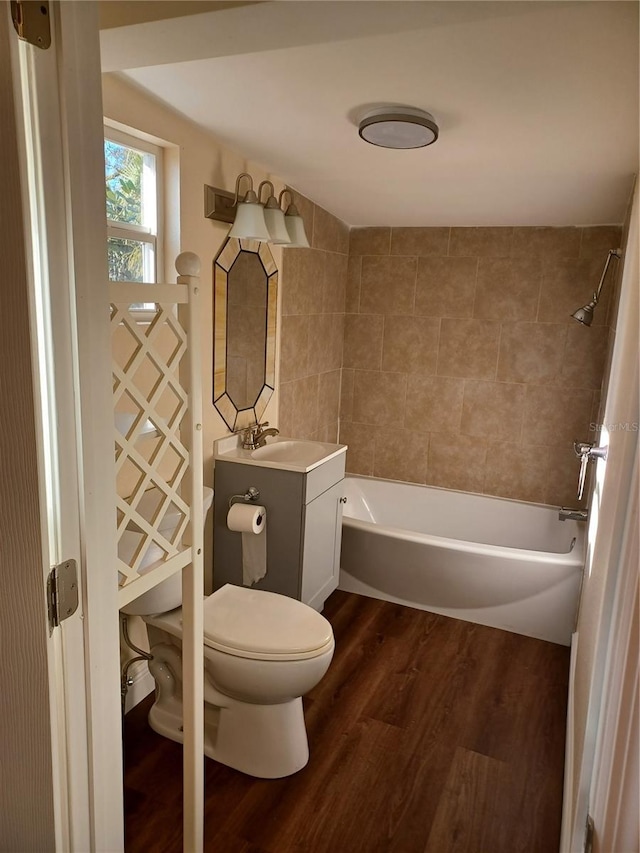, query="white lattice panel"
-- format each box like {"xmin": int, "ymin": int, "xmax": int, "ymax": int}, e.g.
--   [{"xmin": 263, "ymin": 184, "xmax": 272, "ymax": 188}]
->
[
  {"xmin": 110, "ymin": 277, "xmax": 200, "ymax": 603},
  {"xmin": 111, "ymin": 255, "xmax": 205, "ymax": 846}
]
